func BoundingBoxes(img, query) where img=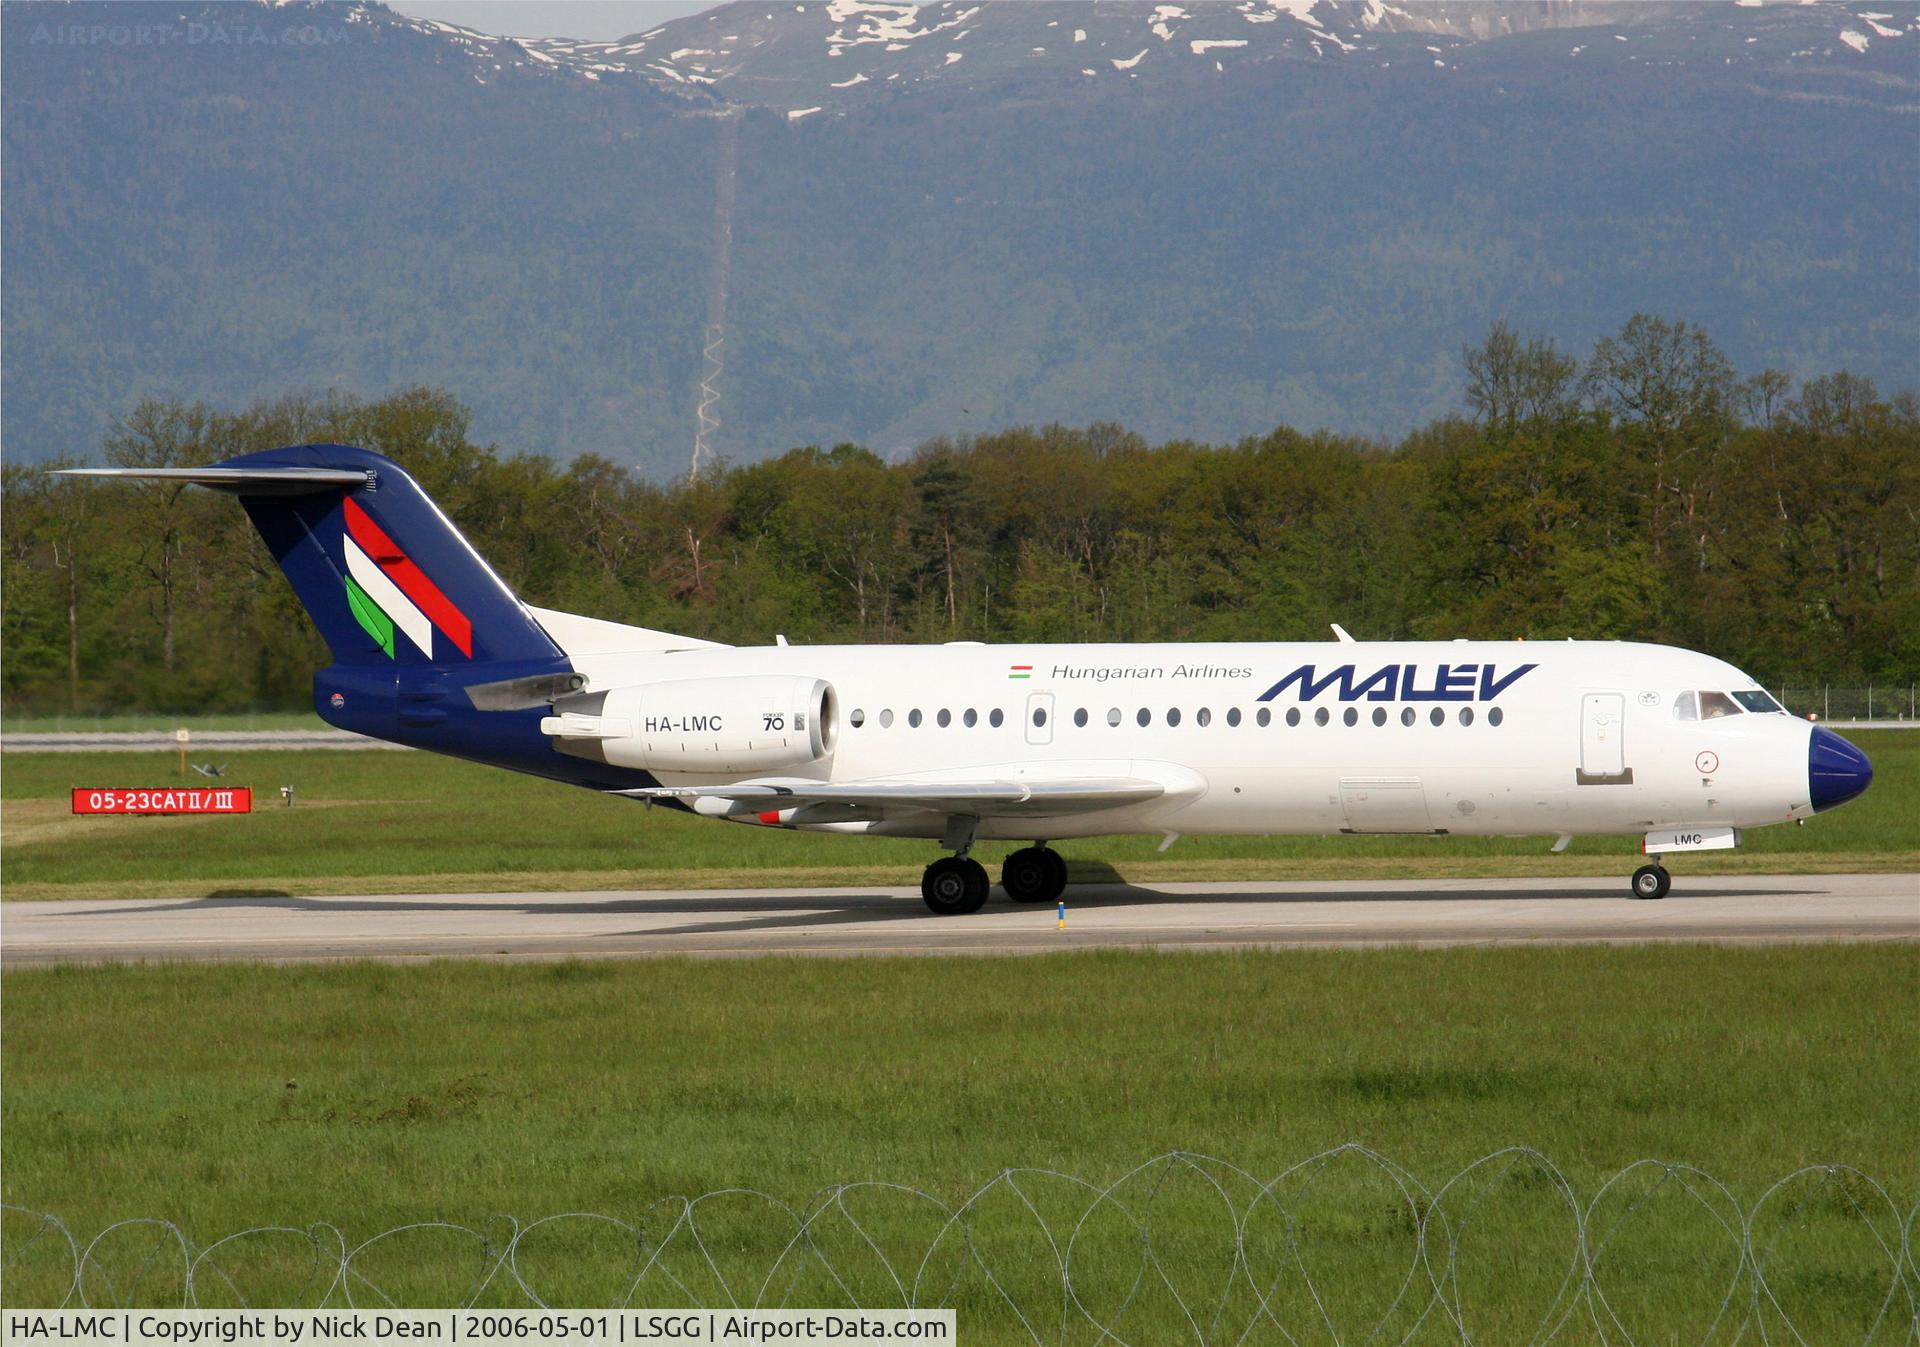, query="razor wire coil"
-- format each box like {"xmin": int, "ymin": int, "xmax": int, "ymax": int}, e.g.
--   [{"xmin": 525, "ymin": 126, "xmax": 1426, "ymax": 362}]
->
[{"xmin": 5, "ymin": 1148, "xmax": 1915, "ymax": 1345}]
